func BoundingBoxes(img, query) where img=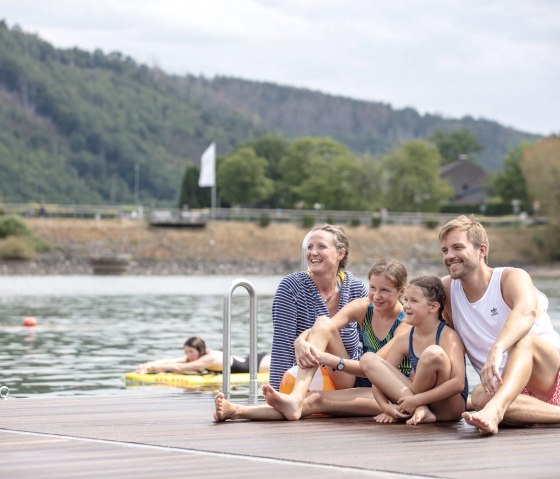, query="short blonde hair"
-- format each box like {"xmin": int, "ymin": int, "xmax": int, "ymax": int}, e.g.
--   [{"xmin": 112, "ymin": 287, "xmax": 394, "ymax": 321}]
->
[{"xmin": 439, "ymin": 215, "xmax": 489, "ymax": 264}]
